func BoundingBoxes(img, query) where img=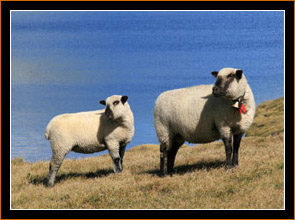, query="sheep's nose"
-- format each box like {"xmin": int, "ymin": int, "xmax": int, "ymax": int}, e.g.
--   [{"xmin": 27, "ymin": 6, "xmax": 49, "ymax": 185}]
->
[
  {"xmin": 105, "ymin": 106, "xmax": 111, "ymax": 116},
  {"xmin": 212, "ymin": 86, "xmax": 219, "ymax": 95},
  {"xmin": 105, "ymin": 106, "xmax": 114, "ymax": 120}
]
